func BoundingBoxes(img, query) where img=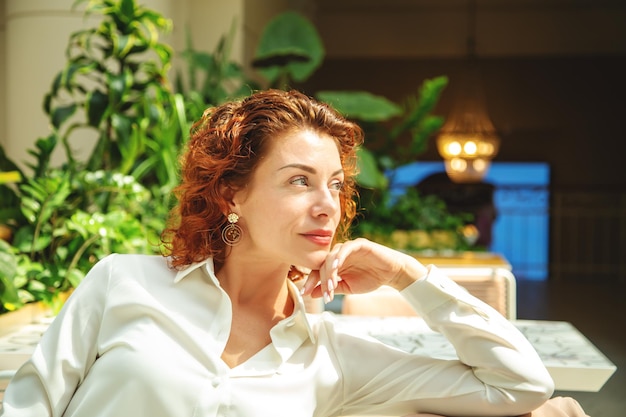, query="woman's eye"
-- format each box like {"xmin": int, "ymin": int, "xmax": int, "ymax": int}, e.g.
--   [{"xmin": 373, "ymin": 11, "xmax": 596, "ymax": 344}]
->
[
  {"xmin": 330, "ymin": 180, "xmax": 344, "ymax": 191},
  {"xmin": 290, "ymin": 176, "xmax": 308, "ymax": 186}
]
